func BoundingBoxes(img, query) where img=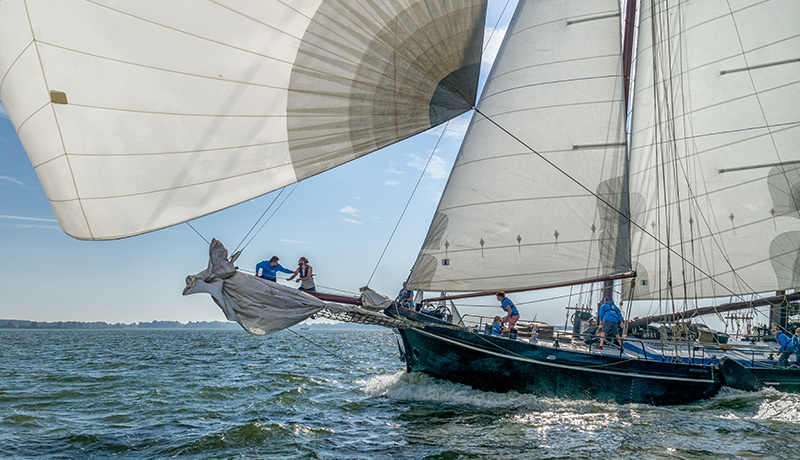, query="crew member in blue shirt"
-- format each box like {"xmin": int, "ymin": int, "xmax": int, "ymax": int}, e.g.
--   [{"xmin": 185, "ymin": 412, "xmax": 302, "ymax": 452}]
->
[
  {"xmin": 496, "ymin": 291, "xmax": 520, "ymax": 330},
  {"xmin": 491, "ymin": 316, "xmax": 504, "ymax": 337},
  {"xmin": 595, "ymin": 299, "xmax": 624, "ymax": 350},
  {"xmin": 398, "ymin": 282, "xmax": 414, "ymax": 309},
  {"xmin": 255, "ymin": 256, "xmax": 294, "ymax": 282},
  {"xmin": 772, "ymin": 326, "xmax": 794, "ymax": 367}
]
